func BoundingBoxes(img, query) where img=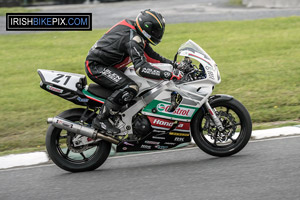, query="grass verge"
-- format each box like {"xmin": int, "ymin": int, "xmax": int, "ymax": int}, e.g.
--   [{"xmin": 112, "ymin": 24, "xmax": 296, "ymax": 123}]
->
[
  {"xmin": 0, "ymin": 16, "xmax": 299, "ymax": 154},
  {"xmin": 229, "ymin": 0, "xmax": 243, "ymax": 6}
]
